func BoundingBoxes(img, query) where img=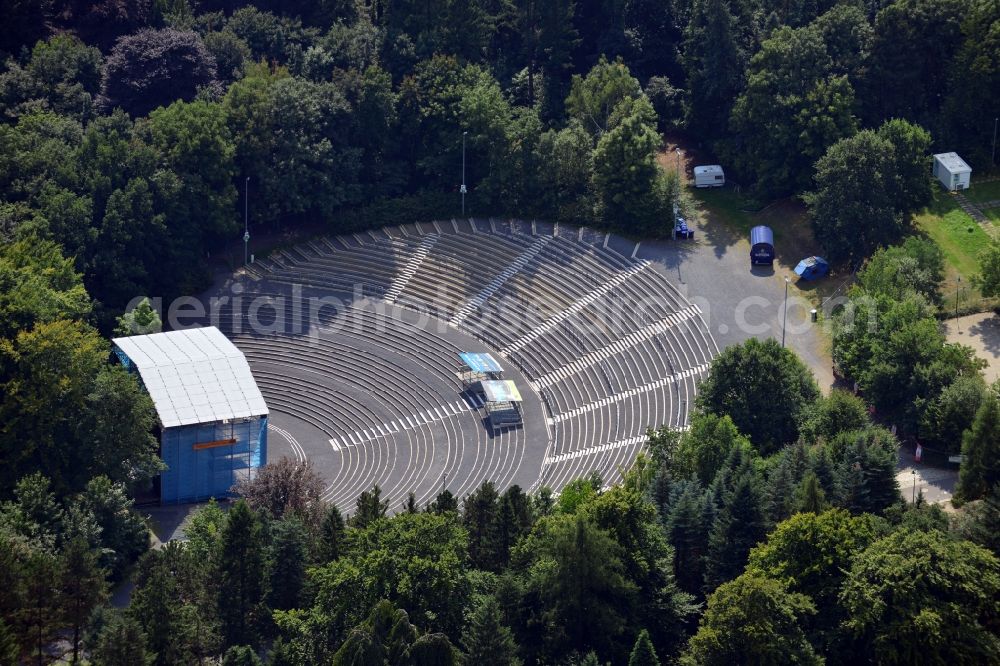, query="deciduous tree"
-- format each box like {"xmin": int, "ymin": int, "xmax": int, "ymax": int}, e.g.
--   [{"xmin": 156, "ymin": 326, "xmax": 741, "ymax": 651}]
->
[
  {"xmin": 696, "ymin": 338, "xmax": 819, "ymax": 454},
  {"xmin": 234, "ymin": 458, "xmax": 323, "ymax": 525},
  {"xmin": 840, "ymin": 528, "xmax": 1000, "ymax": 663},
  {"xmin": 99, "ymin": 28, "xmax": 218, "ymax": 117},
  {"xmin": 681, "ymin": 574, "xmax": 821, "ymax": 665}
]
